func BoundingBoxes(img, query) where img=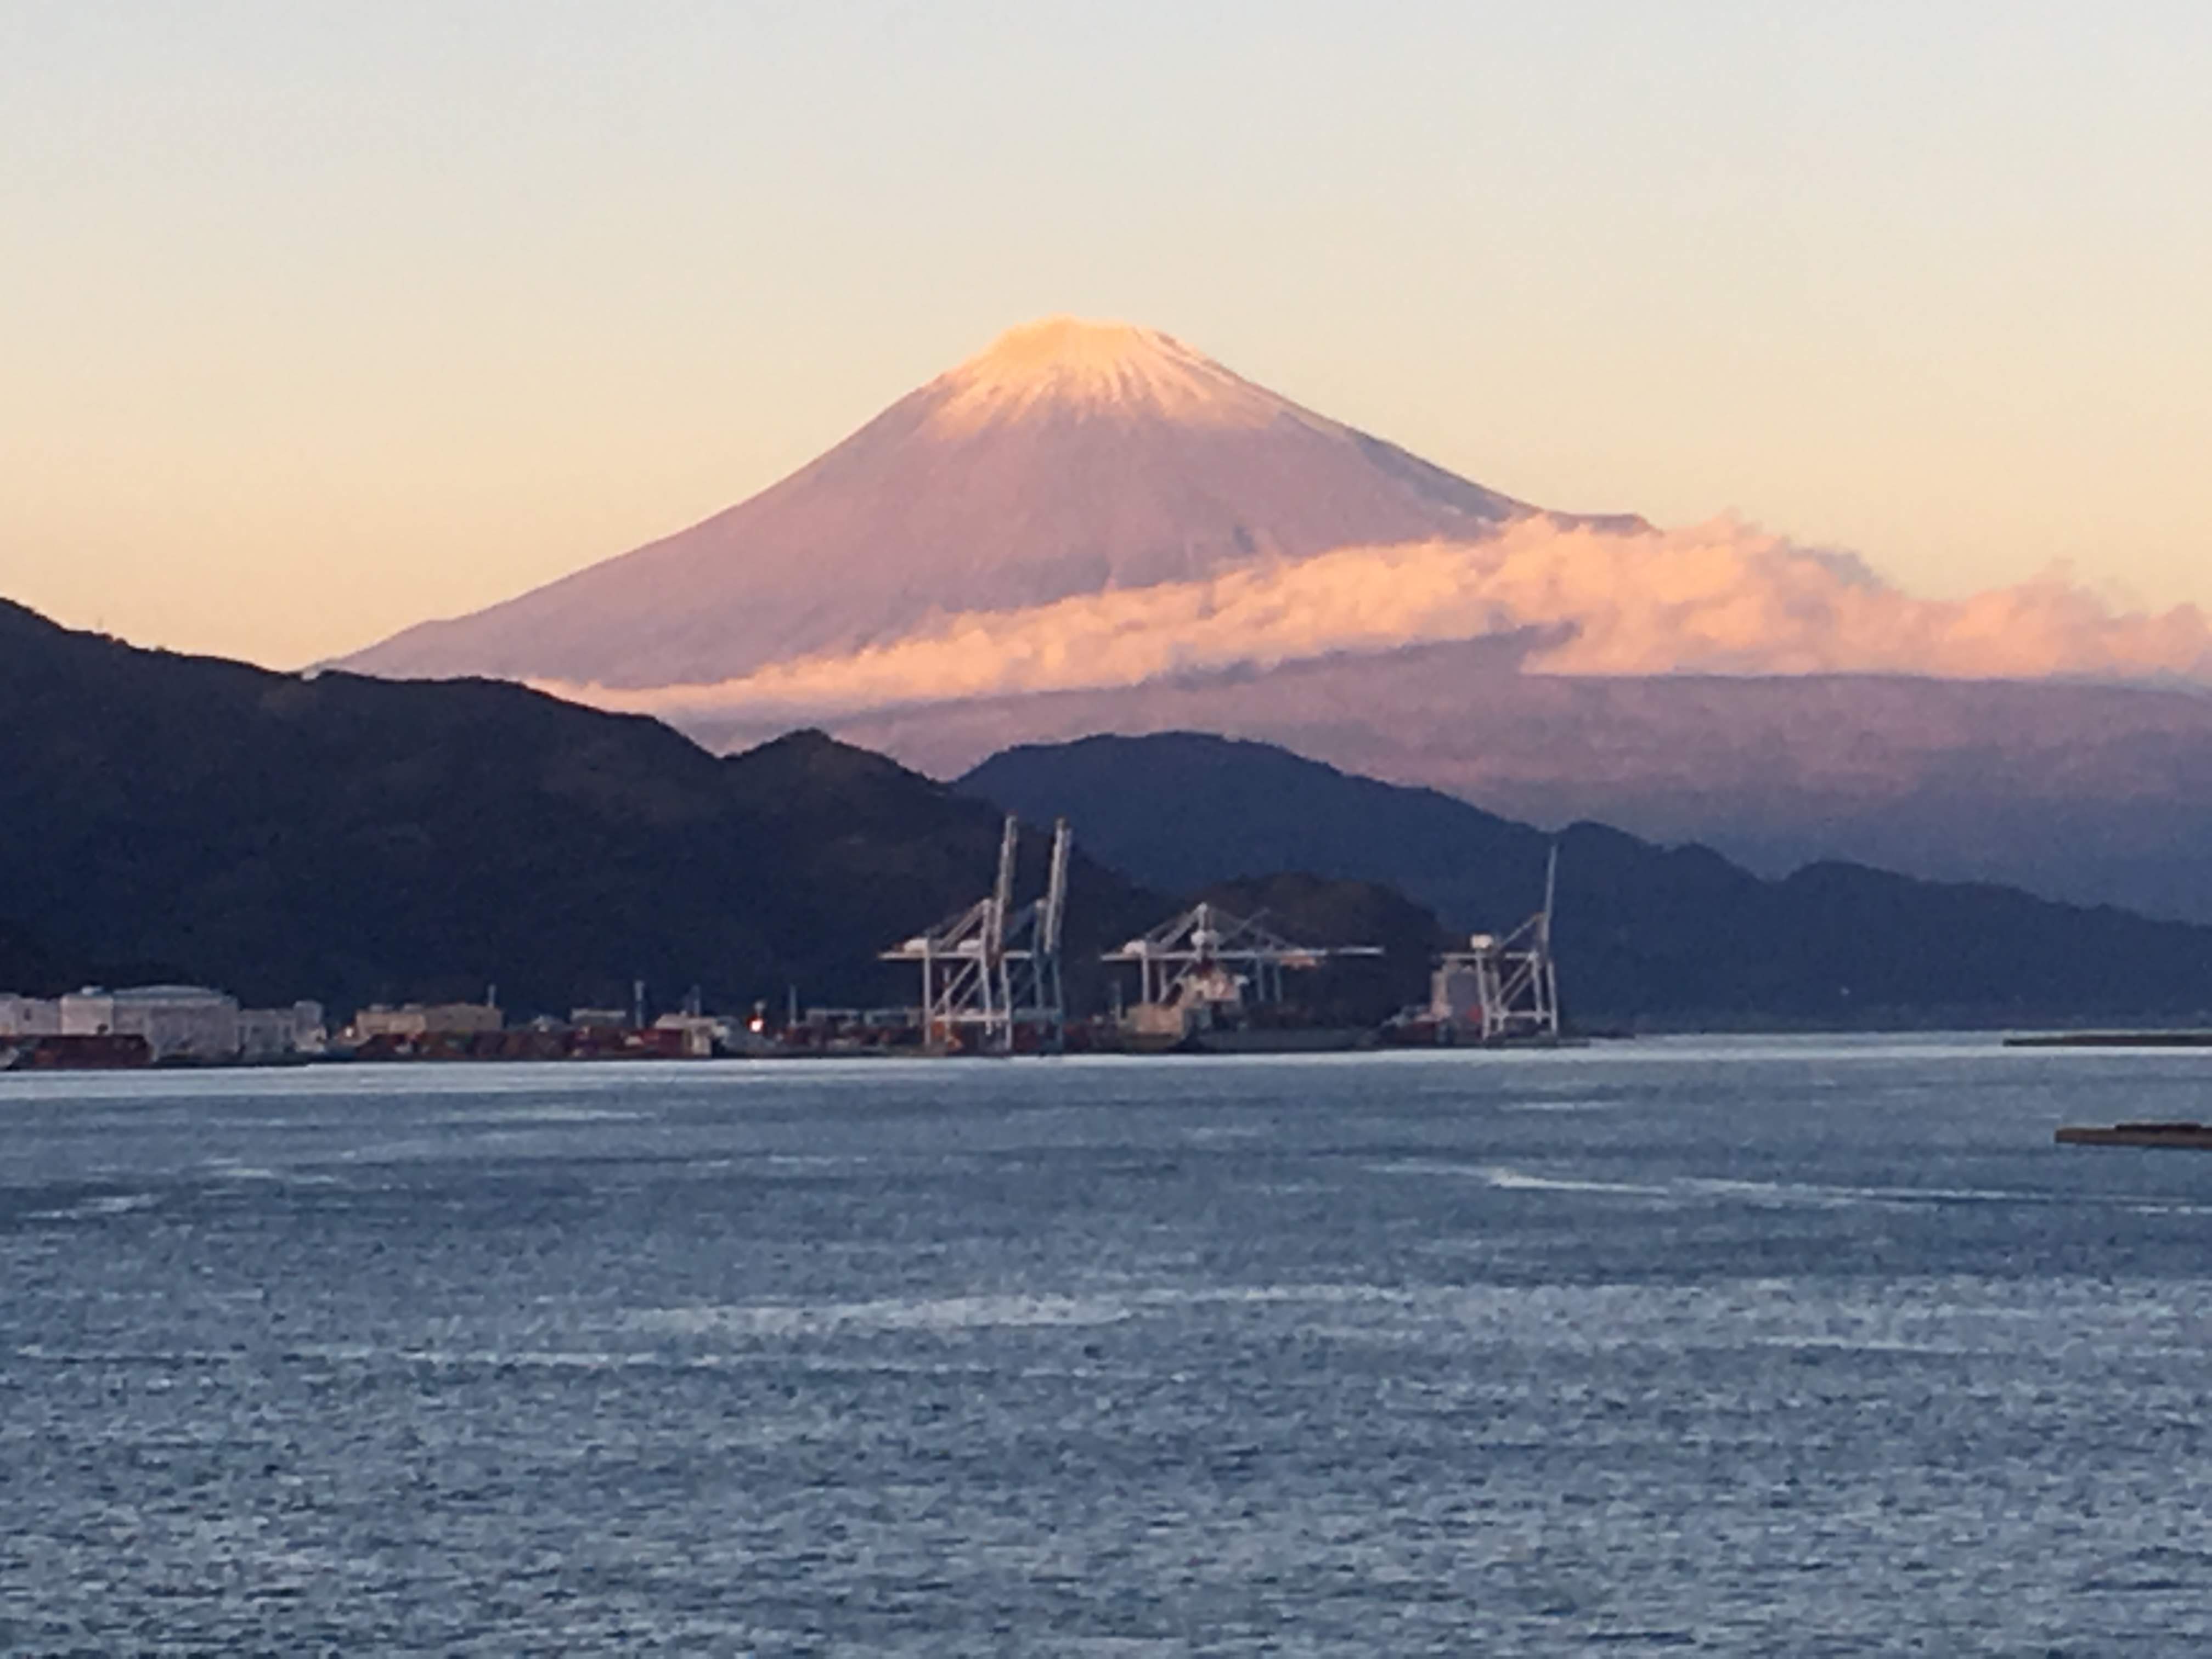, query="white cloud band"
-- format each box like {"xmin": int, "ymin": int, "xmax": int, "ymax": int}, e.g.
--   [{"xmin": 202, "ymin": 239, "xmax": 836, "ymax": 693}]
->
[{"xmin": 530, "ymin": 517, "xmax": 2212, "ymax": 721}]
